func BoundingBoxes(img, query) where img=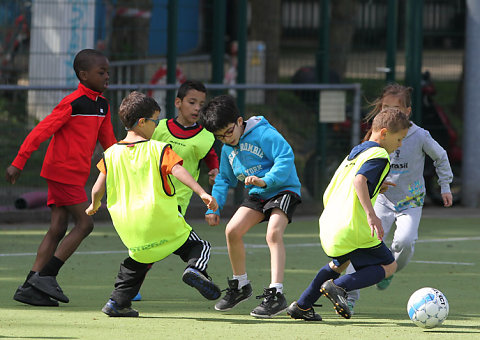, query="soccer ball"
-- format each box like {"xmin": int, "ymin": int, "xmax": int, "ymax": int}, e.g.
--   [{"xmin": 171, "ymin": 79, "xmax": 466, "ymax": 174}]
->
[{"xmin": 407, "ymin": 287, "xmax": 449, "ymax": 329}]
